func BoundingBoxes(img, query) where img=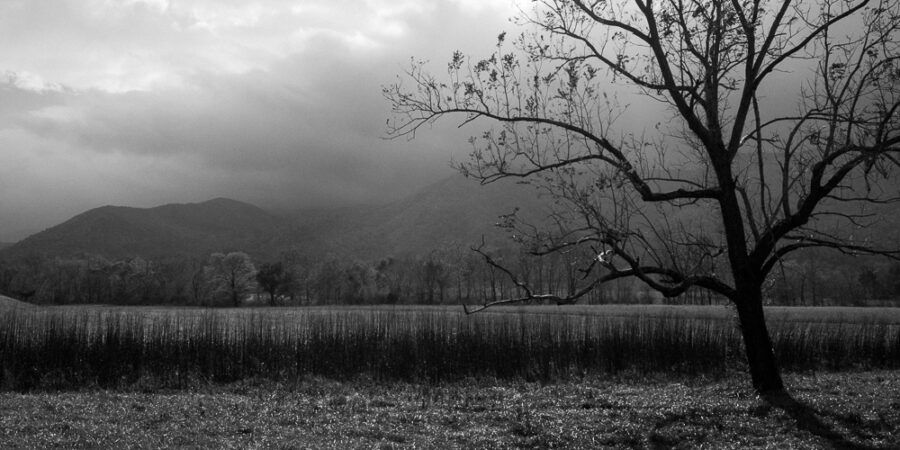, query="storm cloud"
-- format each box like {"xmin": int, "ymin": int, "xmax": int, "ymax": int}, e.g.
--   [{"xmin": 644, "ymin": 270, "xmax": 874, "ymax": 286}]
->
[{"xmin": 0, "ymin": 0, "xmax": 517, "ymax": 241}]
